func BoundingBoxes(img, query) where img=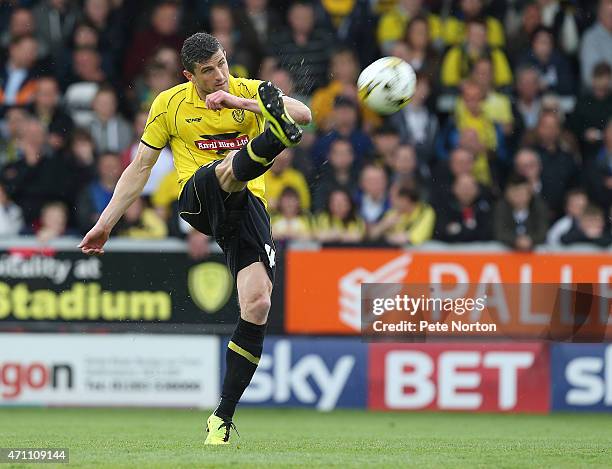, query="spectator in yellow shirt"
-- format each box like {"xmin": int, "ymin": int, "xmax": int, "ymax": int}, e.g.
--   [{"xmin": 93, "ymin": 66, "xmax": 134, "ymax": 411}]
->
[
  {"xmin": 264, "ymin": 148, "xmax": 311, "ymax": 212},
  {"xmin": 456, "ymin": 56, "xmax": 513, "ymax": 134},
  {"xmin": 271, "ymin": 187, "xmax": 312, "ymax": 242},
  {"xmin": 443, "ymin": 0, "xmax": 505, "ymax": 48},
  {"xmin": 377, "ymin": 0, "xmax": 442, "ymax": 54},
  {"xmin": 369, "ymin": 183, "xmax": 435, "ymax": 245},
  {"xmin": 441, "ymin": 19, "xmax": 512, "ymax": 89},
  {"xmin": 116, "ymin": 196, "xmax": 168, "ymax": 239},
  {"xmin": 314, "ymin": 189, "xmax": 366, "ymax": 243},
  {"xmin": 310, "ymin": 47, "xmax": 381, "ymax": 132}
]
